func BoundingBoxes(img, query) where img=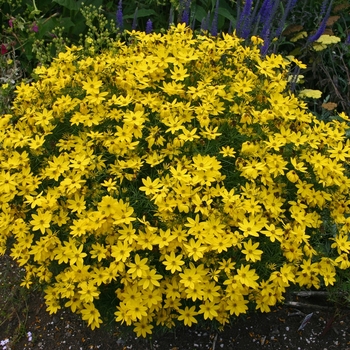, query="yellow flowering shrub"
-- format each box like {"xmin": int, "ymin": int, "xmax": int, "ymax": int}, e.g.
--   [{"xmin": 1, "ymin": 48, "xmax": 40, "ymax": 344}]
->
[{"xmin": 1, "ymin": 24, "xmax": 350, "ymax": 335}]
